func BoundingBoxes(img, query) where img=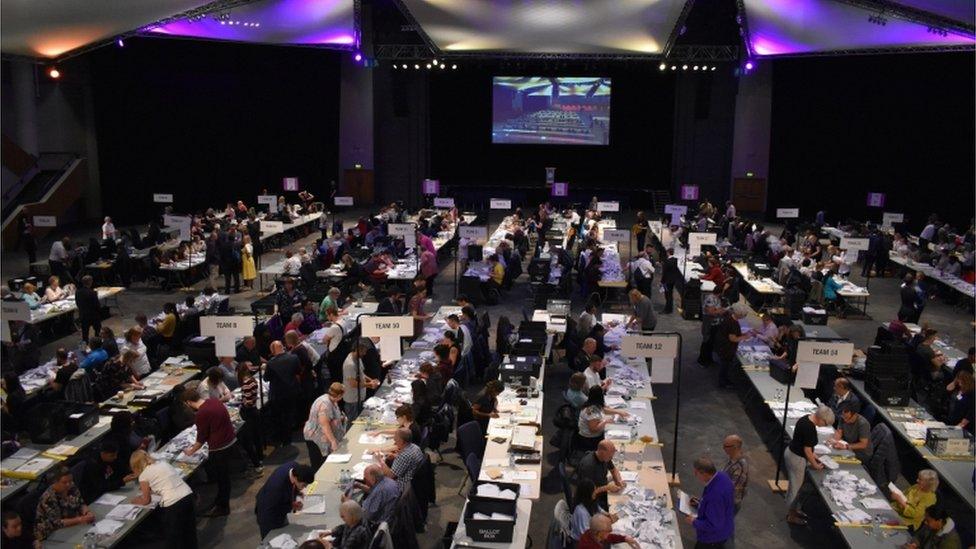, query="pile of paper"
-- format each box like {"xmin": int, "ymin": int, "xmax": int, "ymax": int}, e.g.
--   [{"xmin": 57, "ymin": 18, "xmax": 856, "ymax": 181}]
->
[
  {"xmin": 614, "ymin": 486, "xmax": 675, "ymax": 549},
  {"xmin": 90, "ymin": 519, "xmax": 125, "ymax": 536},
  {"xmin": 823, "ymin": 471, "xmax": 877, "ymax": 509},
  {"xmin": 106, "ymin": 504, "xmax": 141, "ymax": 521},
  {"xmin": 269, "ymin": 533, "xmax": 298, "ymax": 548},
  {"xmin": 475, "ymin": 483, "xmax": 518, "ymax": 500}
]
